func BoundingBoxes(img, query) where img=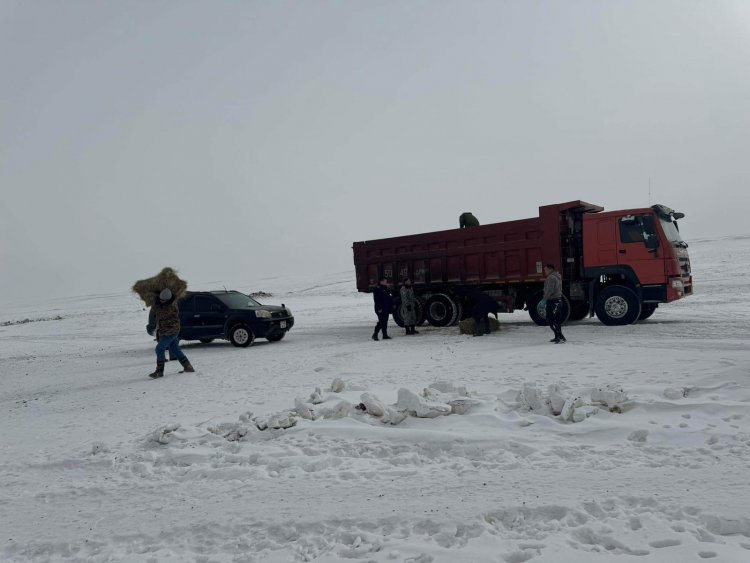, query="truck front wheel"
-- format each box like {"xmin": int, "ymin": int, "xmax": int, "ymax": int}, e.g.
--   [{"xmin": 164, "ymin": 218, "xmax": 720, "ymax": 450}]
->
[{"xmin": 595, "ymin": 286, "xmax": 641, "ymax": 326}]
